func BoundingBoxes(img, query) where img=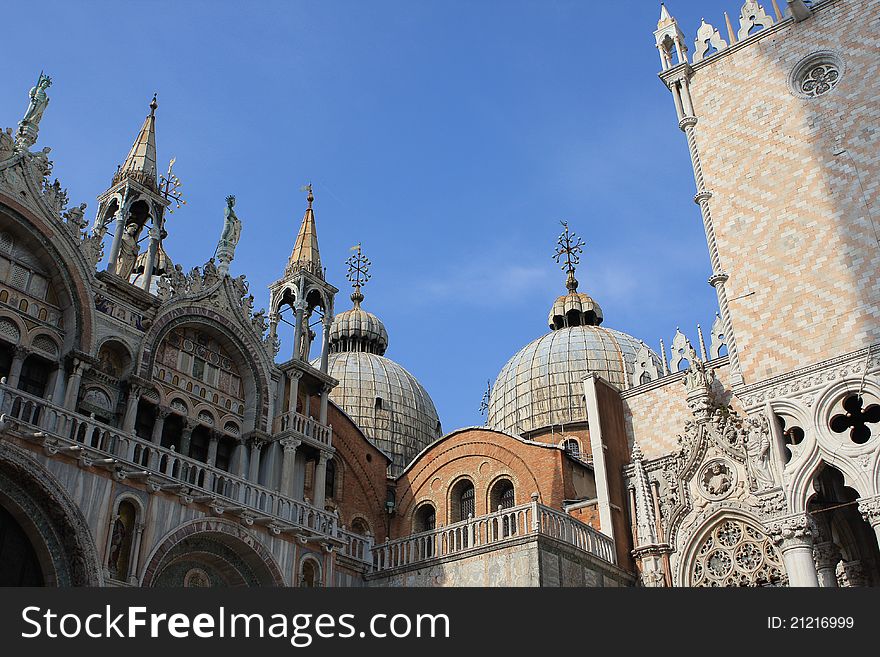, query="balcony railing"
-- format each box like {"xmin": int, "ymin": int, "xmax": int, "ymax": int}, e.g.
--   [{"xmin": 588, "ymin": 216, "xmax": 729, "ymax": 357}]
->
[
  {"xmin": 277, "ymin": 410, "xmax": 332, "ymax": 447},
  {"xmin": 0, "ymin": 383, "xmax": 339, "ymax": 539},
  {"xmin": 338, "ymin": 527, "xmax": 374, "ymax": 566},
  {"xmin": 372, "ymin": 500, "xmax": 616, "ymax": 572}
]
